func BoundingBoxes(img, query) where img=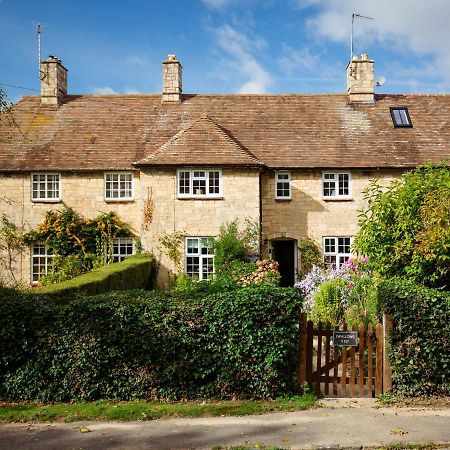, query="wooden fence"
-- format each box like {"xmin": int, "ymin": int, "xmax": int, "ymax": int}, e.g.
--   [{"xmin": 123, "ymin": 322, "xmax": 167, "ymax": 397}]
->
[{"xmin": 298, "ymin": 313, "xmax": 392, "ymax": 397}]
